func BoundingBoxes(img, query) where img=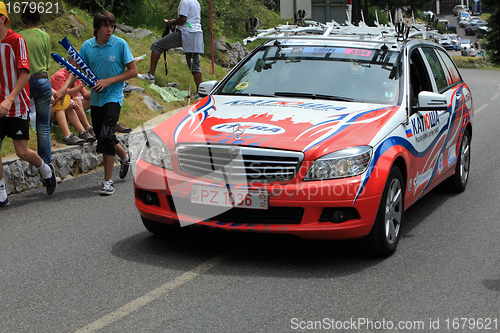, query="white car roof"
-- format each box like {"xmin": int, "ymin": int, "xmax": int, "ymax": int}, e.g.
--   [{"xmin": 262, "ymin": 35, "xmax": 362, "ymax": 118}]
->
[{"xmin": 243, "ymin": 17, "xmax": 446, "ymax": 53}]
